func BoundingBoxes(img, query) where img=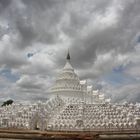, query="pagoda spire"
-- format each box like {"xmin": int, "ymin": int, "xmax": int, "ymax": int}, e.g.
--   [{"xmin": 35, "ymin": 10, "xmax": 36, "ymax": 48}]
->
[
  {"xmin": 63, "ymin": 49, "xmax": 74, "ymax": 71},
  {"xmin": 66, "ymin": 49, "xmax": 70, "ymax": 60}
]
